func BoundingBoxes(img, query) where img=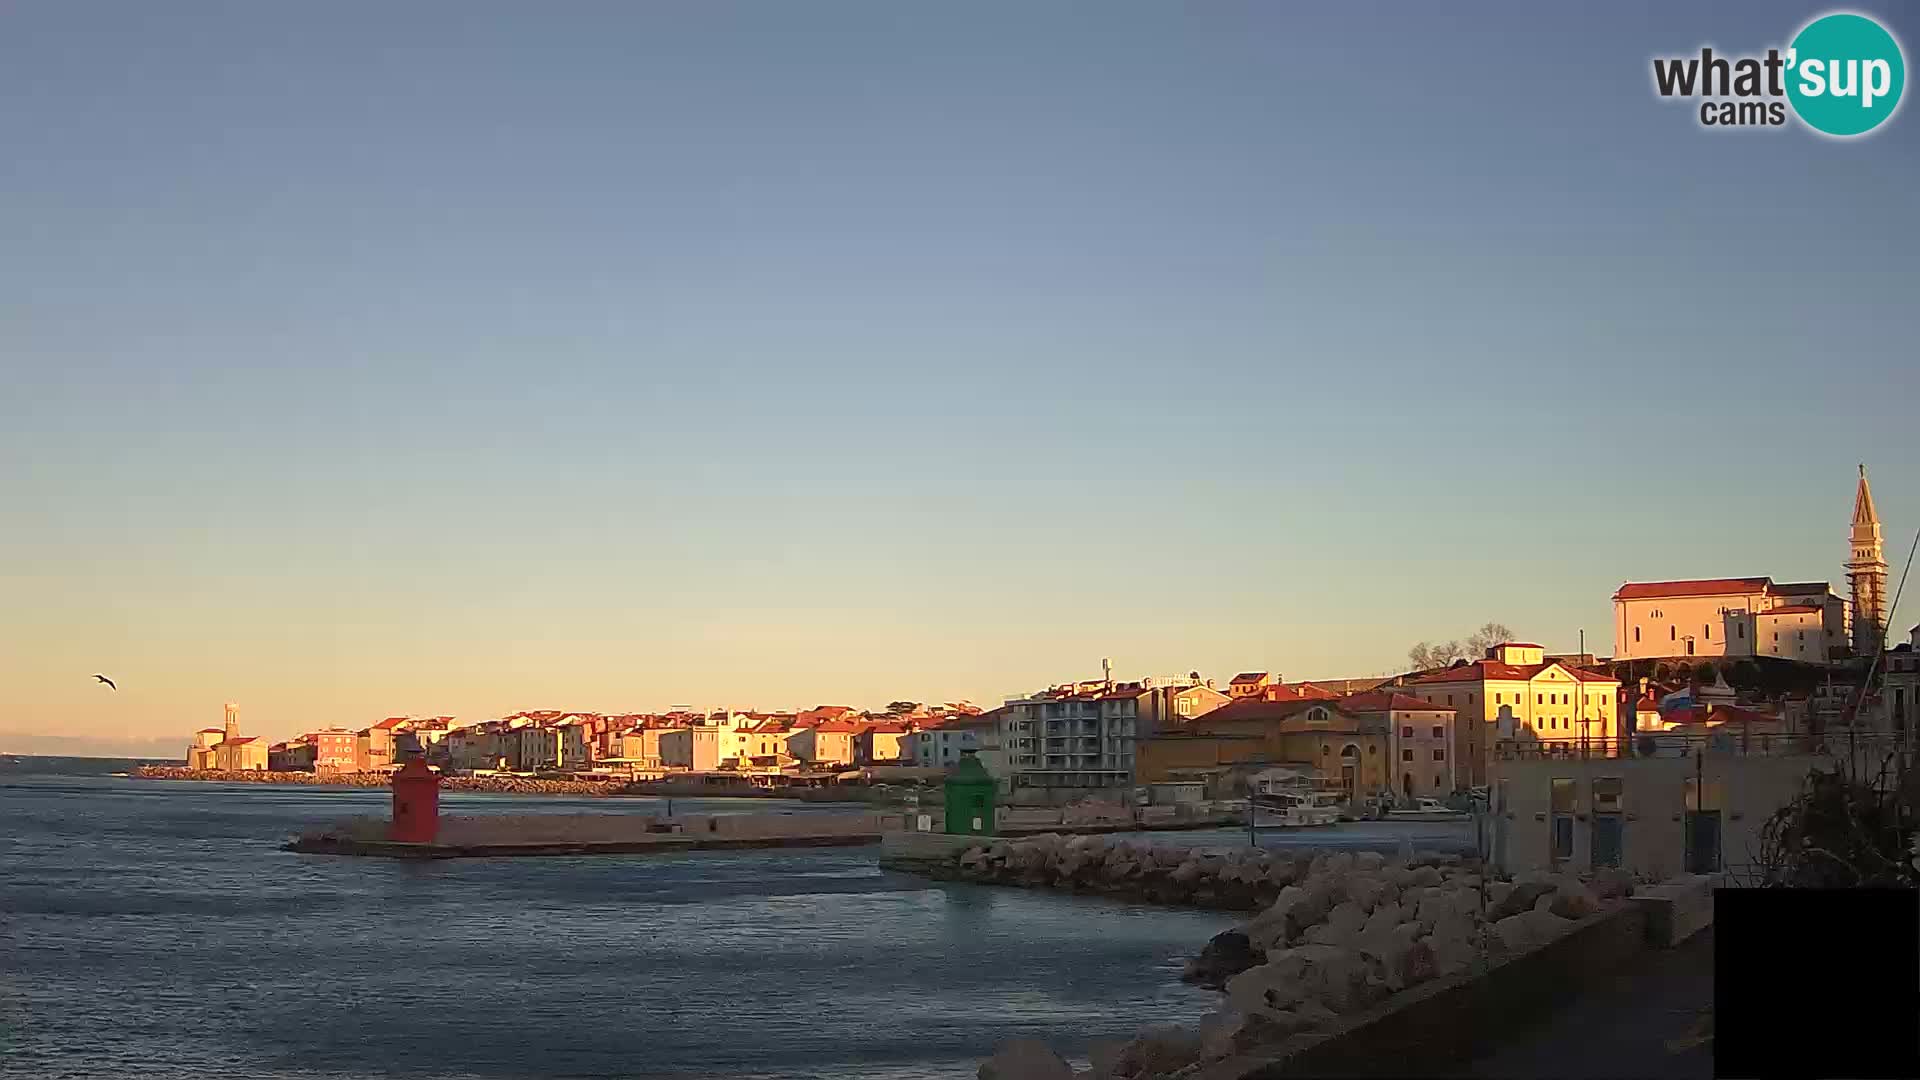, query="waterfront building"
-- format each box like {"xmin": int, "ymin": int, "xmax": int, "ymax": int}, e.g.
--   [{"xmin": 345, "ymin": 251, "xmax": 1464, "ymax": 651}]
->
[
  {"xmin": 212, "ymin": 736, "xmax": 267, "ymax": 771},
  {"xmin": 1134, "ymin": 696, "xmax": 1391, "ymax": 803},
  {"xmin": 855, "ymin": 722, "xmax": 912, "ymax": 765},
  {"xmin": 659, "ymin": 726, "xmax": 723, "ymax": 771},
  {"xmin": 1881, "ymin": 624, "xmax": 1920, "ymax": 735},
  {"xmin": 356, "ymin": 716, "xmax": 409, "ymax": 773},
  {"xmin": 1406, "ymin": 643, "xmax": 1621, "ymax": 788},
  {"xmin": 787, "ymin": 719, "xmax": 859, "ymax": 767},
  {"xmin": 911, "ymin": 711, "xmax": 997, "ymax": 768},
  {"xmin": 185, "ymin": 727, "xmax": 225, "ymax": 768},
  {"xmin": 184, "ymin": 703, "xmax": 267, "ymax": 770},
  {"xmin": 1338, "ymin": 692, "xmax": 1457, "ymax": 800},
  {"xmin": 1491, "ymin": 732, "xmax": 1866, "ymax": 879}
]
